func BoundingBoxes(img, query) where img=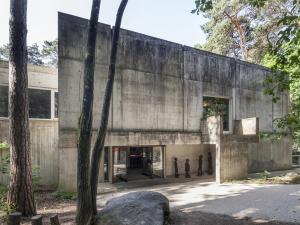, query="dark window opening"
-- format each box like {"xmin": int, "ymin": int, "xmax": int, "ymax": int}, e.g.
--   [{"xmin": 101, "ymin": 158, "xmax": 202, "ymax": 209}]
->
[
  {"xmin": 29, "ymin": 89, "xmax": 51, "ymax": 119},
  {"xmin": 203, "ymin": 96, "xmax": 229, "ymax": 131},
  {"xmin": 0, "ymin": 86, "xmax": 8, "ymax": 117},
  {"xmin": 54, "ymin": 92, "xmax": 59, "ymax": 118}
]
